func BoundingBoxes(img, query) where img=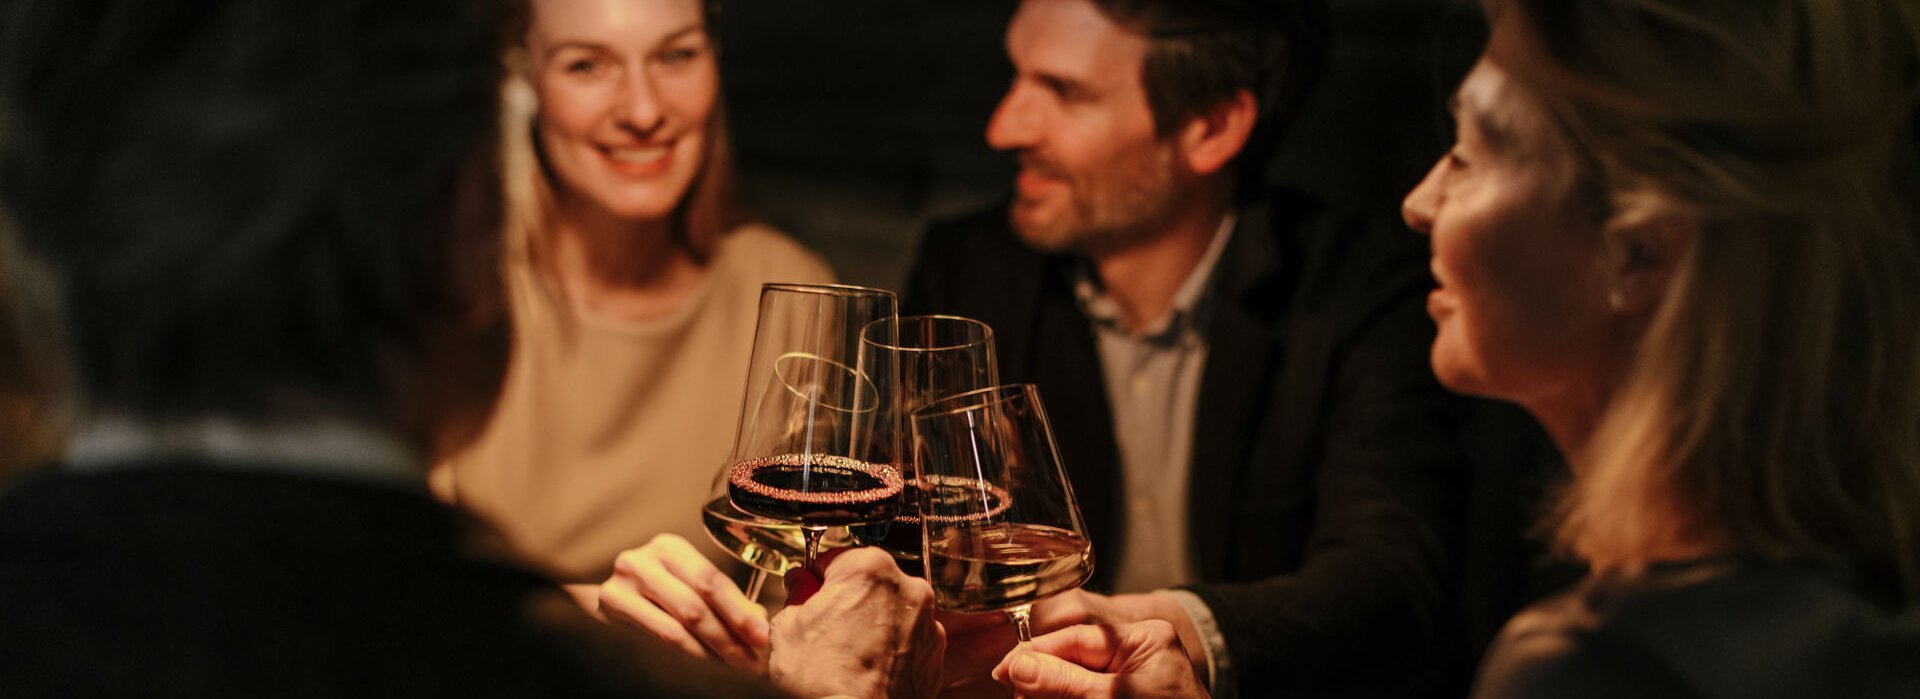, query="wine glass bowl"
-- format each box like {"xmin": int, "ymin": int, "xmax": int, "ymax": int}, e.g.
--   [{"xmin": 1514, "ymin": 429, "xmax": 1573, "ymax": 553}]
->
[
  {"xmin": 851, "ymin": 315, "xmax": 1000, "ymax": 574},
  {"xmin": 702, "ymin": 283, "xmax": 900, "ymax": 596},
  {"xmin": 911, "ymin": 383, "xmax": 1093, "ymax": 640}
]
